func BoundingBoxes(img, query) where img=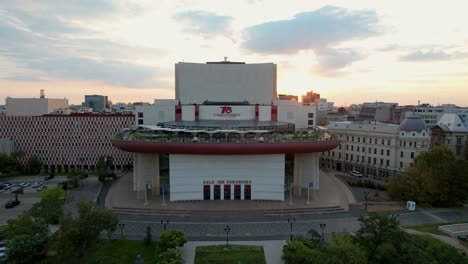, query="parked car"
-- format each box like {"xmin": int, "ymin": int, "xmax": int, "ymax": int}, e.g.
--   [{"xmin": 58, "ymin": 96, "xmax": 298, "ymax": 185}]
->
[
  {"xmin": 31, "ymin": 182, "xmax": 43, "ymax": 188},
  {"xmin": 36, "ymin": 185, "xmax": 48, "ymax": 192},
  {"xmin": 44, "ymin": 174, "xmax": 55, "ymax": 181},
  {"xmin": 2, "ymin": 183, "xmax": 14, "ymax": 190},
  {"xmin": 350, "ymin": 171, "xmax": 364, "ymax": 177},
  {"xmin": 5, "ymin": 200, "xmax": 20, "ymax": 209},
  {"xmin": 19, "ymin": 183, "xmax": 30, "ymax": 188}
]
